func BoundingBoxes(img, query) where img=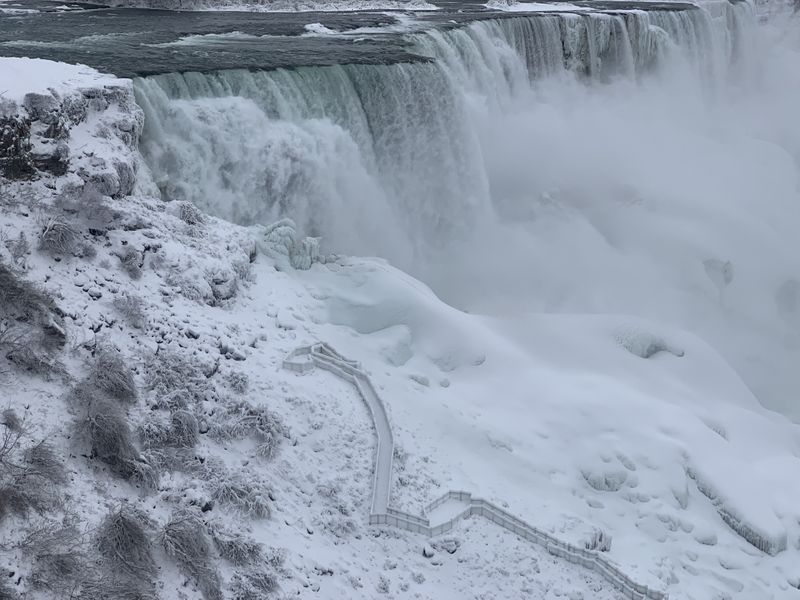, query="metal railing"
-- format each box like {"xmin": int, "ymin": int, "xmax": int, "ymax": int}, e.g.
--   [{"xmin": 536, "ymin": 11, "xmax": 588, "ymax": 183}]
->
[{"xmin": 284, "ymin": 343, "xmax": 668, "ymax": 600}]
